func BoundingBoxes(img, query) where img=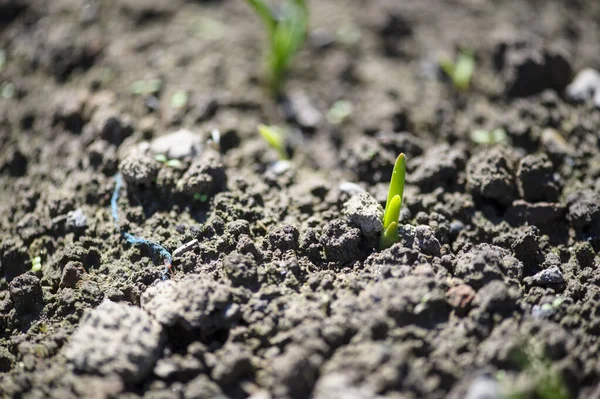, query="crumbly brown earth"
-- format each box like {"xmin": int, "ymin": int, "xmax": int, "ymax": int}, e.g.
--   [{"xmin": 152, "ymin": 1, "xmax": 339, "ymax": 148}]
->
[{"xmin": 1, "ymin": 0, "xmax": 600, "ymax": 398}]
